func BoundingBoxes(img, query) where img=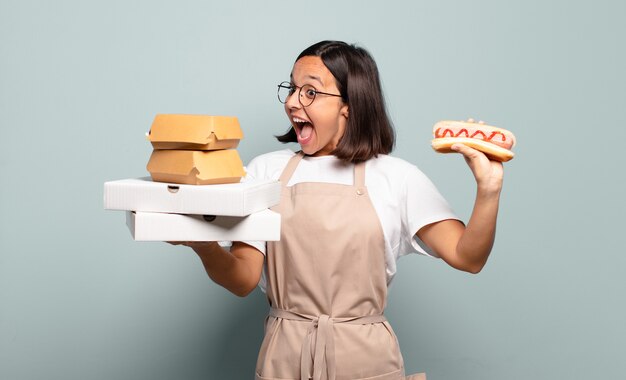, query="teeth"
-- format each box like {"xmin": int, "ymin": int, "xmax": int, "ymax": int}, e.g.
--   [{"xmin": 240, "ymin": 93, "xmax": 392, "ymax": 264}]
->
[{"xmin": 292, "ymin": 117, "xmax": 308, "ymax": 124}]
